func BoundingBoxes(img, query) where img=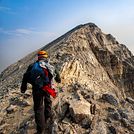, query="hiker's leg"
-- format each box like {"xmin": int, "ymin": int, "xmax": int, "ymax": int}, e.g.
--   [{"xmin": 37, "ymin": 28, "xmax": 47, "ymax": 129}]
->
[
  {"xmin": 44, "ymin": 91, "xmax": 52, "ymax": 122},
  {"xmin": 33, "ymin": 90, "xmax": 45, "ymax": 133}
]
